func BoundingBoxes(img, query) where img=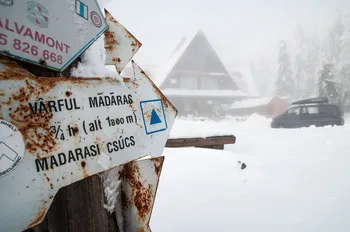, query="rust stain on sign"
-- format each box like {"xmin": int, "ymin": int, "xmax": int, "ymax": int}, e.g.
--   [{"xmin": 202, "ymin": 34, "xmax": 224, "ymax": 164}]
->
[
  {"xmin": 104, "ymin": 10, "xmax": 142, "ymax": 74},
  {"xmin": 123, "ymin": 77, "xmax": 131, "ymax": 83},
  {"xmin": 10, "ymin": 104, "xmax": 55, "ymax": 155},
  {"xmin": 0, "ymin": 61, "xmax": 57, "ymax": 155},
  {"xmin": 26, "ymin": 202, "xmax": 47, "ymax": 229},
  {"xmin": 118, "ymin": 156, "xmax": 165, "ymax": 231},
  {"xmin": 80, "ymin": 161, "xmax": 89, "ymax": 178},
  {"xmin": 132, "ymin": 78, "xmax": 139, "ymax": 88},
  {"xmin": 104, "ymin": 29, "xmax": 120, "ymax": 52},
  {"xmin": 153, "ymin": 157, "xmax": 164, "ymax": 177},
  {"xmin": 119, "ymin": 161, "xmax": 153, "ymax": 221},
  {"xmin": 65, "ymin": 91, "xmax": 72, "ymax": 97},
  {"xmin": 136, "ymin": 227, "xmax": 146, "ymax": 232},
  {"xmin": 0, "ymin": 56, "xmax": 36, "ymax": 79}
]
